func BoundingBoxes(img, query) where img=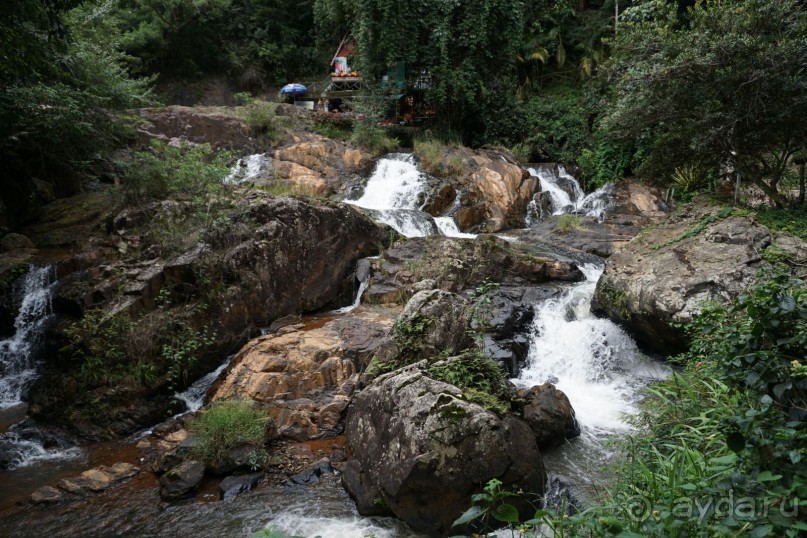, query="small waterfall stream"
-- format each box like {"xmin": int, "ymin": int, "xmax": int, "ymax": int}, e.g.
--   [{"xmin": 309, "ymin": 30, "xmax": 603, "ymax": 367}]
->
[
  {"xmin": 0, "ymin": 265, "xmax": 57, "ymax": 409},
  {"xmin": 0, "ymin": 266, "xmax": 84, "ymax": 493},
  {"xmin": 346, "ymin": 154, "xmax": 439, "ymax": 237},
  {"xmin": 528, "ymin": 166, "xmax": 615, "ymax": 221},
  {"xmin": 516, "ymin": 264, "xmax": 669, "ymax": 498},
  {"xmin": 223, "ymin": 154, "xmax": 267, "ymax": 185}
]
